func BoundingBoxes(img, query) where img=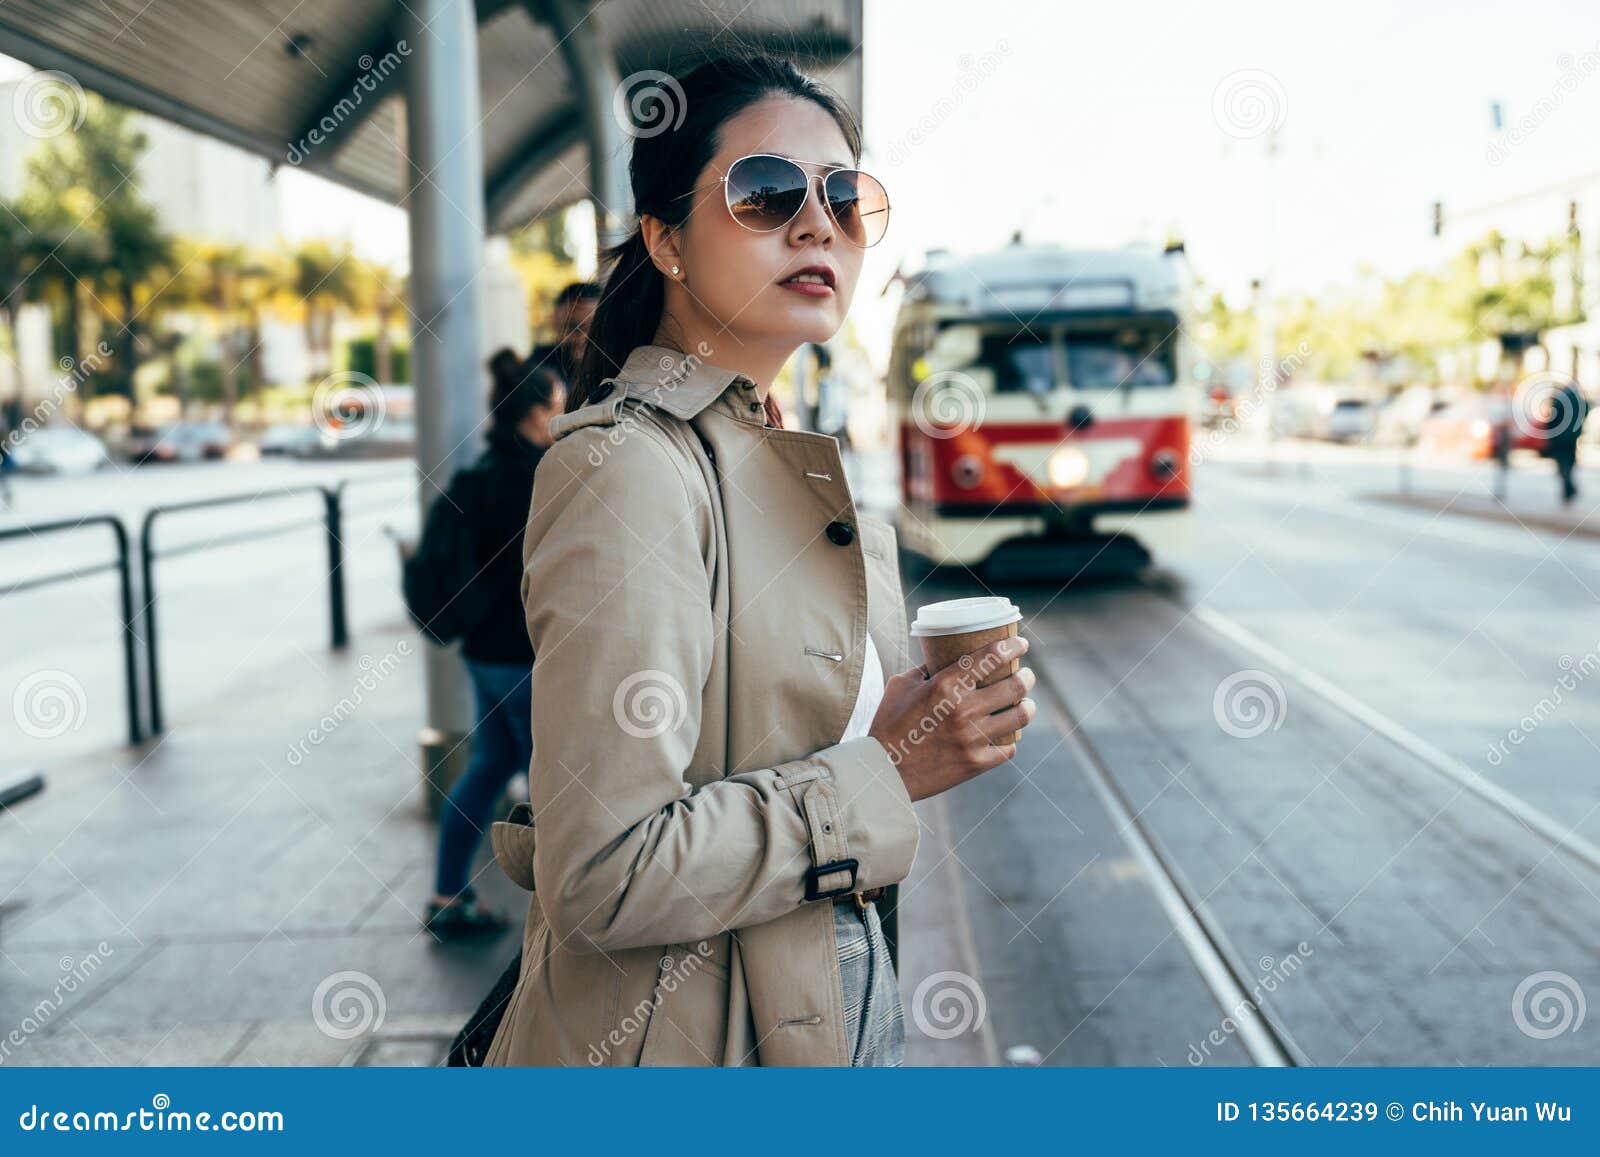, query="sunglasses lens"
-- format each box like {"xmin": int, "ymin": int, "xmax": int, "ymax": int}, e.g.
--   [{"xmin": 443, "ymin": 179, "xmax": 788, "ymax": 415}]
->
[
  {"xmin": 725, "ymin": 155, "xmax": 809, "ymax": 231},
  {"xmin": 824, "ymin": 169, "xmax": 890, "ymax": 247}
]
